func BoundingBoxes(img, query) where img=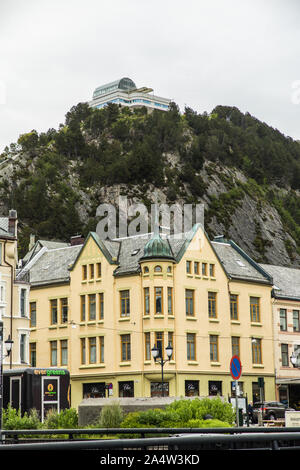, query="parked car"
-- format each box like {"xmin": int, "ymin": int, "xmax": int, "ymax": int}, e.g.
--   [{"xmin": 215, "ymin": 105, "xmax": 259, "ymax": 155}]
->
[{"xmin": 251, "ymin": 401, "xmax": 294, "ymax": 423}]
